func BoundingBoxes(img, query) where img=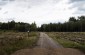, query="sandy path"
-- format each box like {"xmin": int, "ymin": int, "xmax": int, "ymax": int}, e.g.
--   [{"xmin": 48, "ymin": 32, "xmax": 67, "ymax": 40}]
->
[
  {"xmin": 11, "ymin": 32, "xmax": 85, "ymax": 55},
  {"xmin": 37, "ymin": 32, "xmax": 63, "ymax": 48},
  {"xmin": 11, "ymin": 48, "xmax": 85, "ymax": 55}
]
